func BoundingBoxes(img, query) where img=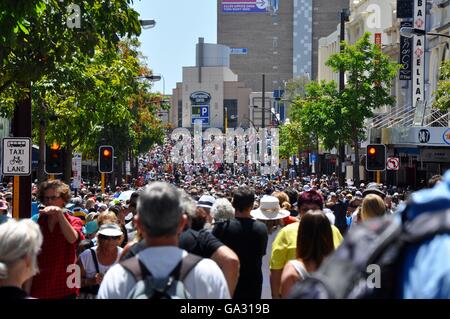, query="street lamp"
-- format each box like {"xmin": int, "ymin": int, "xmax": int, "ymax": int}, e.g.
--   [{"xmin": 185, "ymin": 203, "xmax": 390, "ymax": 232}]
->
[
  {"xmin": 139, "ymin": 74, "xmax": 165, "ymax": 96},
  {"xmin": 400, "ymin": 27, "xmax": 450, "ymax": 39},
  {"xmin": 139, "ymin": 19, "xmax": 156, "ymax": 29}
]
